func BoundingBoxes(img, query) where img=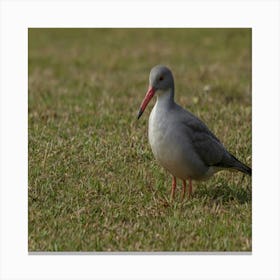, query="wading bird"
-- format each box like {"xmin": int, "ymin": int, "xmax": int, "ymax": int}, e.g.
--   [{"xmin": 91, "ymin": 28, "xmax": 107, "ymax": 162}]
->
[{"xmin": 137, "ymin": 65, "xmax": 251, "ymax": 201}]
